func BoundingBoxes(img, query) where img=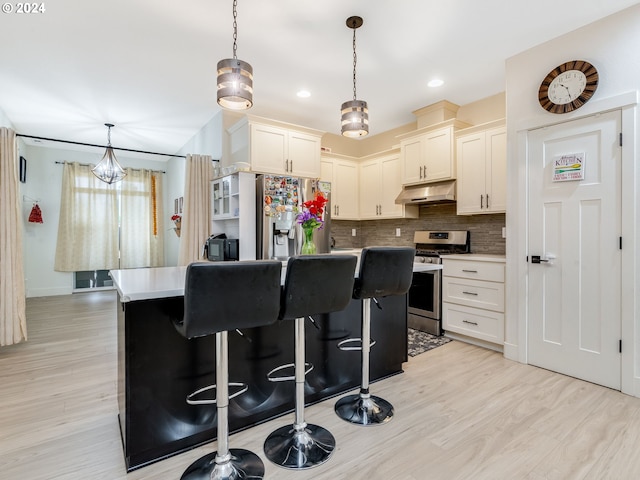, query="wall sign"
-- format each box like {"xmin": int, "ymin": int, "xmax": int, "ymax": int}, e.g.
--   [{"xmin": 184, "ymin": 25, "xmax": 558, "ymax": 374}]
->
[{"xmin": 552, "ymin": 152, "xmax": 584, "ymax": 182}]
